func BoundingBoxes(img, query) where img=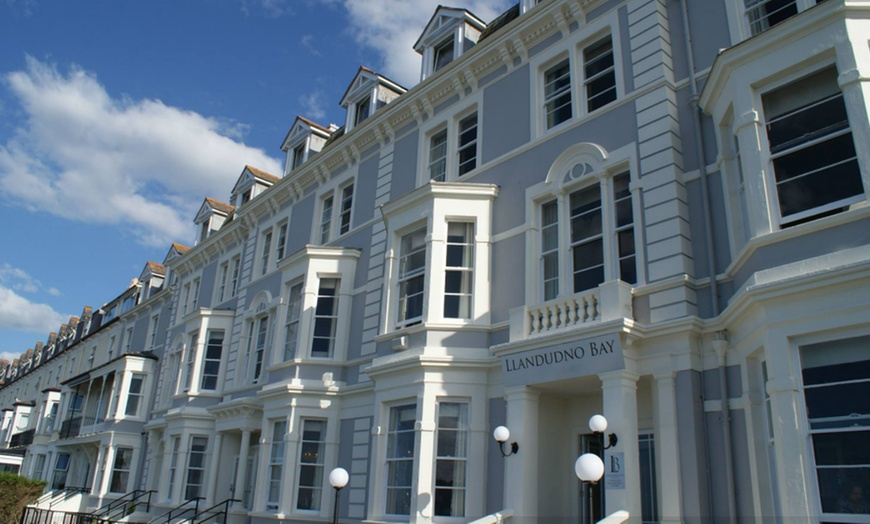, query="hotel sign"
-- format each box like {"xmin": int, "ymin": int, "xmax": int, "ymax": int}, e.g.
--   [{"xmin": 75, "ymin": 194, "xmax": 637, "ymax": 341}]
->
[{"xmin": 502, "ymin": 333, "xmax": 624, "ymax": 387}]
